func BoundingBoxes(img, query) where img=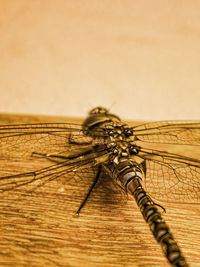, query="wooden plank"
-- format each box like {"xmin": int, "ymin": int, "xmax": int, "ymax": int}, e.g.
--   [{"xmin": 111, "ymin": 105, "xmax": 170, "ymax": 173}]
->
[{"xmin": 0, "ymin": 113, "xmax": 199, "ymax": 267}]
